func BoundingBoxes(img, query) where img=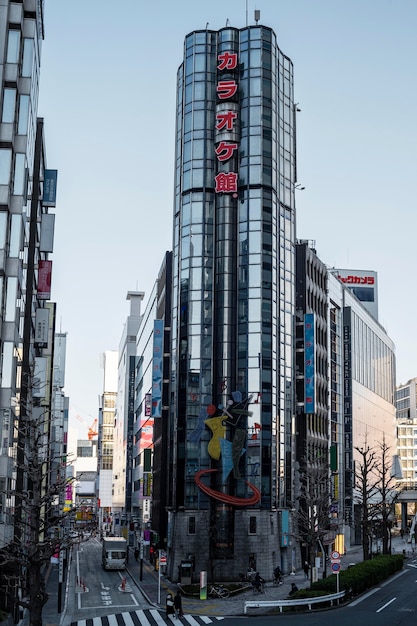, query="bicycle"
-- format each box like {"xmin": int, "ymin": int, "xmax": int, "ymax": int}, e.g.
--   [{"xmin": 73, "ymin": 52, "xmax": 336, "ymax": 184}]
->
[
  {"xmin": 209, "ymin": 584, "xmax": 230, "ymax": 599},
  {"xmin": 252, "ymin": 578, "xmax": 266, "ymax": 594},
  {"xmin": 273, "ymin": 572, "xmax": 284, "ymax": 586}
]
